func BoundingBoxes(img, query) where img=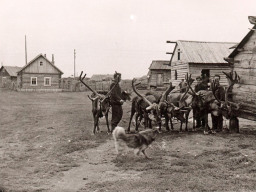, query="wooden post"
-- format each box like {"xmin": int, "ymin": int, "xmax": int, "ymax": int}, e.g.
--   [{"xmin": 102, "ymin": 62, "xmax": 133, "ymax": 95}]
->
[
  {"xmin": 74, "ymin": 49, "xmax": 76, "ymax": 78},
  {"xmin": 25, "ymin": 35, "xmax": 28, "ymax": 65}
]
